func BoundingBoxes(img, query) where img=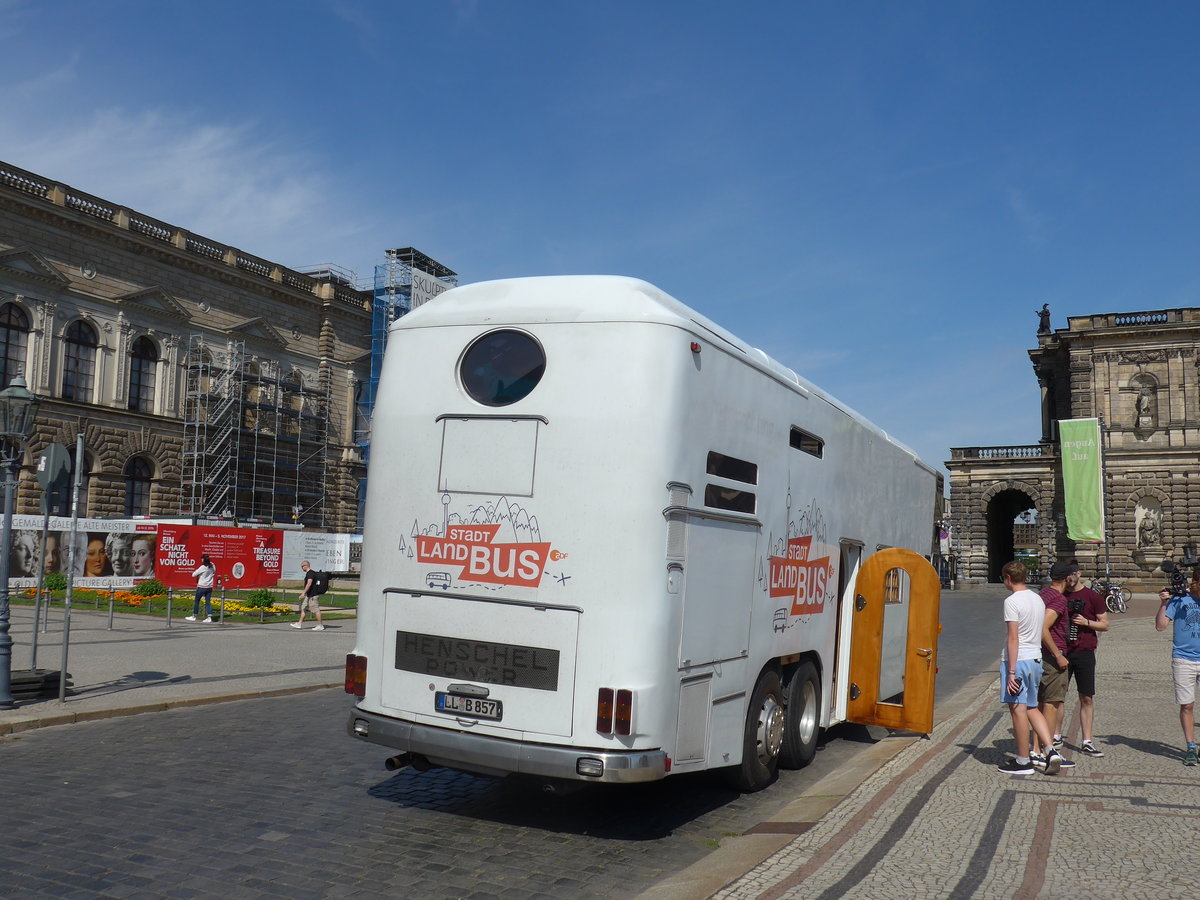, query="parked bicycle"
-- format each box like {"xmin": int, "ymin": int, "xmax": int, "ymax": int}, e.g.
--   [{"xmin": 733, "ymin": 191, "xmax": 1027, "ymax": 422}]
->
[{"xmin": 1089, "ymin": 579, "xmax": 1130, "ymax": 614}]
